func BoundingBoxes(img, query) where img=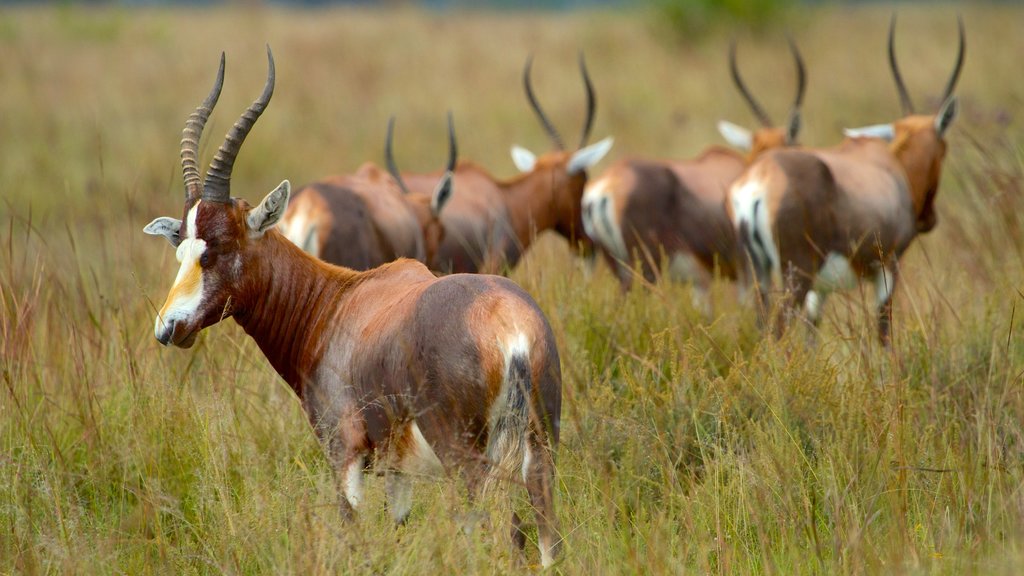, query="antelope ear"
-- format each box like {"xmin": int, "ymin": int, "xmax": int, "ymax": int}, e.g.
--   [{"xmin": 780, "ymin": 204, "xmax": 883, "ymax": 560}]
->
[
  {"xmin": 843, "ymin": 123, "xmax": 895, "ymax": 141},
  {"xmin": 511, "ymin": 146, "xmax": 537, "ymax": 173},
  {"xmin": 431, "ymin": 171, "xmax": 454, "ymax": 217},
  {"xmin": 567, "ymin": 136, "xmax": 614, "ymax": 176},
  {"xmin": 718, "ymin": 121, "xmax": 753, "ymax": 151},
  {"xmin": 143, "ymin": 217, "xmax": 182, "ymax": 247},
  {"xmin": 935, "ymin": 96, "xmax": 959, "ymax": 138},
  {"xmin": 247, "ymin": 180, "xmax": 291, "ymax": 236},
  {"xmin": 786, "ymin": 111, "xmax": 801, "ymax": 145}
]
